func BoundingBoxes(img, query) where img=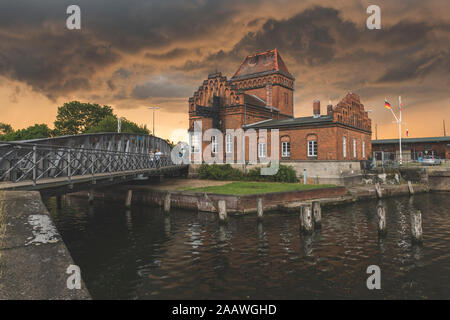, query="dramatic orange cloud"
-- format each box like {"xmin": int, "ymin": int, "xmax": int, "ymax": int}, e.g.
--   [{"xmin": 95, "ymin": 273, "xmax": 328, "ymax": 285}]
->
[{"xmin": 0, "ymin": 0, "xmax": 449, "ymax": 140}]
